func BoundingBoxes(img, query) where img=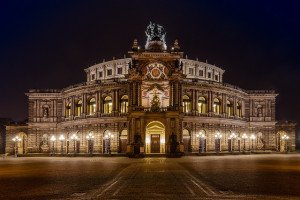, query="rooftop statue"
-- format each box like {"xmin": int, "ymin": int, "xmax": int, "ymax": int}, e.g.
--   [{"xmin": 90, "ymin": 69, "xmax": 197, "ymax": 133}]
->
[{"xmin": 145, "ymin": 22, "xmax": 167, "ymax": 51}]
